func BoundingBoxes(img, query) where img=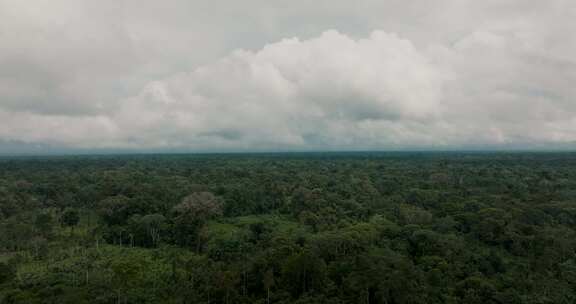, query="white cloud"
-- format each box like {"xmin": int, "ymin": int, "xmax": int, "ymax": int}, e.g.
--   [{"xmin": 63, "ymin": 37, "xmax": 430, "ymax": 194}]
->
[
  {"xmin": 106, "ymin": 30, "xmax": 445, "ymax": 149},
  {"xmin": 0, "ymin": 1, "xmax": 575, "ymax": 152}
]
